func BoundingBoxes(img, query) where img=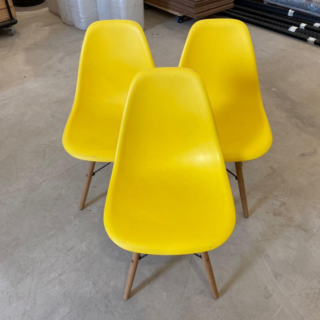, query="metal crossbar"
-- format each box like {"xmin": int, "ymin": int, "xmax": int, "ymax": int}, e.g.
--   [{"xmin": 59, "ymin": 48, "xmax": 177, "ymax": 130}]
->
[
  {"xmin": 92, "ymin": 163, "xmax": 111, "ymax": 176},
  {"xmin": 137, "ymin": 254, "xmax": 202, "ymax": 260},
  {"xmin": 227, "ymin": 169, "xmax": 238, "ymax": 180}
]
